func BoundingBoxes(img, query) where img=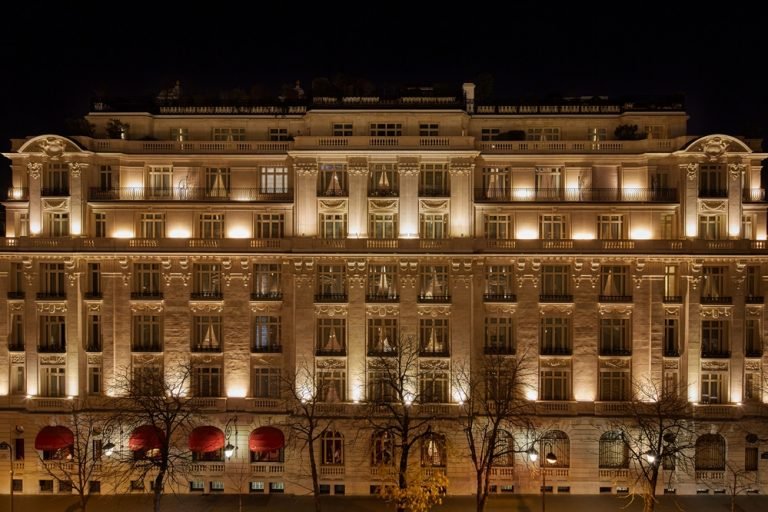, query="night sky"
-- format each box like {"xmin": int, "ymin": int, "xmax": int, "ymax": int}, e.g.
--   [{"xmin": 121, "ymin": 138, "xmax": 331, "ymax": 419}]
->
[{"xmin": 2, "ymin": 3, "xmax": 767, "ymax": 181}]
